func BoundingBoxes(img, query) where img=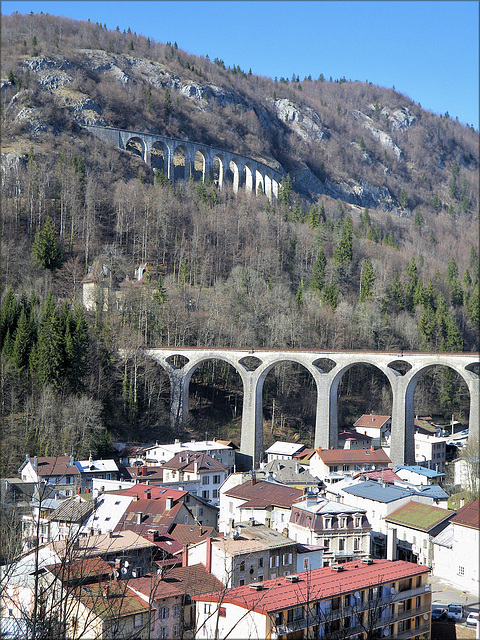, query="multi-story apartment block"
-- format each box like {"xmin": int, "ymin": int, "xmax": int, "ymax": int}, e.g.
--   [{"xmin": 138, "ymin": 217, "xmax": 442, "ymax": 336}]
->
[
  {"xmin": 142, "ymin": 439, "xmax": 236, "ymax": 472},
  {"xmin": 195, "ymin": 558, "xmax": 432, "ymax": 640},
  {"xmin": 161, "ymin": 451, "xmax": 228, "ymax": 505},
  {"xmin": 309, "ymin": 448, "xmax": 391, "ymax": 484},
  {"xmin": 288, "ymin": 495, "xmax": 371, "ymax": 565}
]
